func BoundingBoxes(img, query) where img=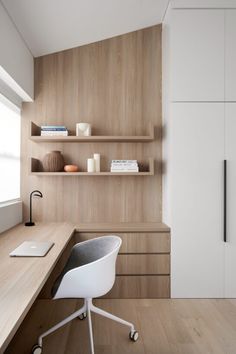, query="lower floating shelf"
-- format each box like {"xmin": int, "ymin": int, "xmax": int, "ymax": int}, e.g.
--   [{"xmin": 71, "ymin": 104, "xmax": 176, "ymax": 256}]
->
[{"xmin": 29, "ymin": 158, "xmax": 155, "ymax": 176}]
